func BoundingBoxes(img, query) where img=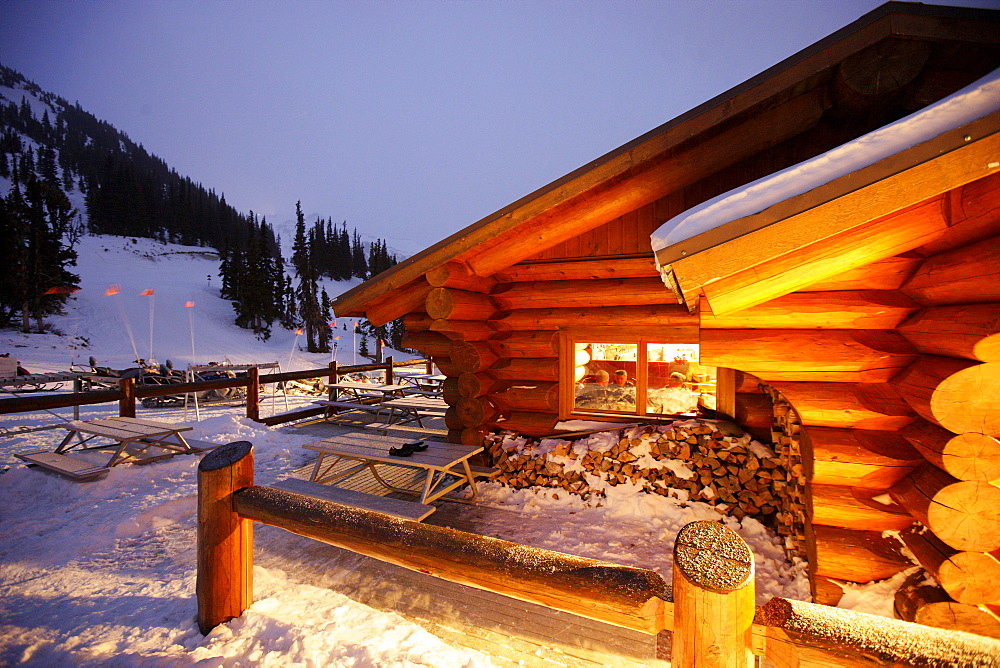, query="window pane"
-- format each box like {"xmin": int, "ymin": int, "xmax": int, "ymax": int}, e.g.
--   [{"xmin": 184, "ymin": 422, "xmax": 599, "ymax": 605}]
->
[
  {"xmin": 646, "ymin": 343, "xmax": 702, "ymax": 415},
  {"xmin": 573, "ymin": 342, "xmax": 638, "ymax": 413}
]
